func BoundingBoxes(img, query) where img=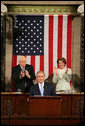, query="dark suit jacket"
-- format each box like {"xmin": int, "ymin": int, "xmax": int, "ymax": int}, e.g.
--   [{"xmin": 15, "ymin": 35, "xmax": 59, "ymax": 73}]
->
[
  {"xmin": 29, "ymin": 82, "xmax": 56, "ymax": 96},
  {"xmin": 12, "ymin": 64, "xmax": 36, "ymax": 93}
]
